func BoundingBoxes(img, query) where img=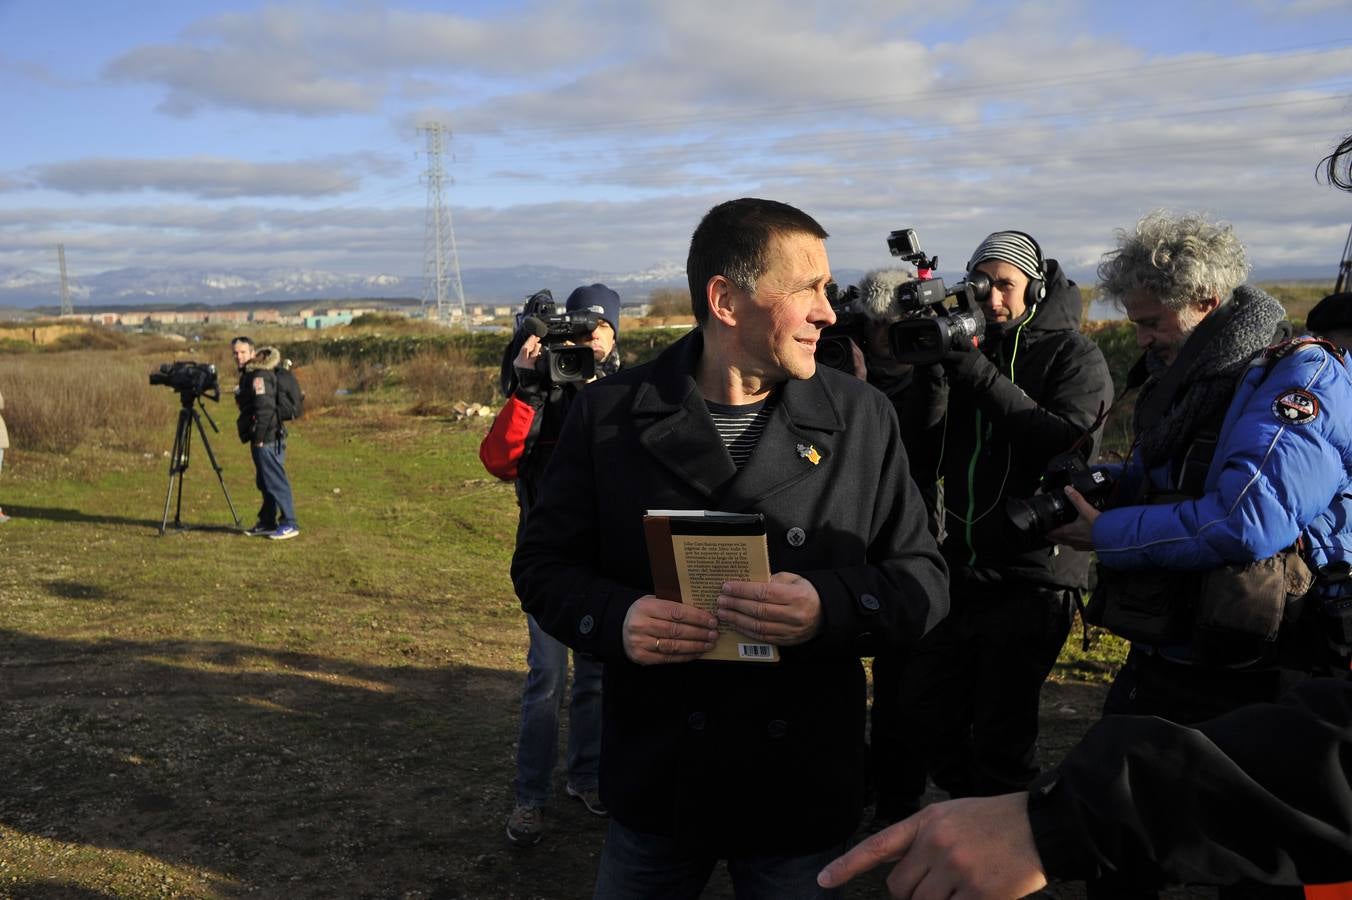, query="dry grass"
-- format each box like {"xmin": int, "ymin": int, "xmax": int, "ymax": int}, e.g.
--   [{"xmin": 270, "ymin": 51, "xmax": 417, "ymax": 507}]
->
[
  {"xmin": 400, "ymin": 346, "xmax": 498, "ymax": 413},
  {"xmin": 0, "ymin": 352, "xmax": 171, "ymax": 454}
]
